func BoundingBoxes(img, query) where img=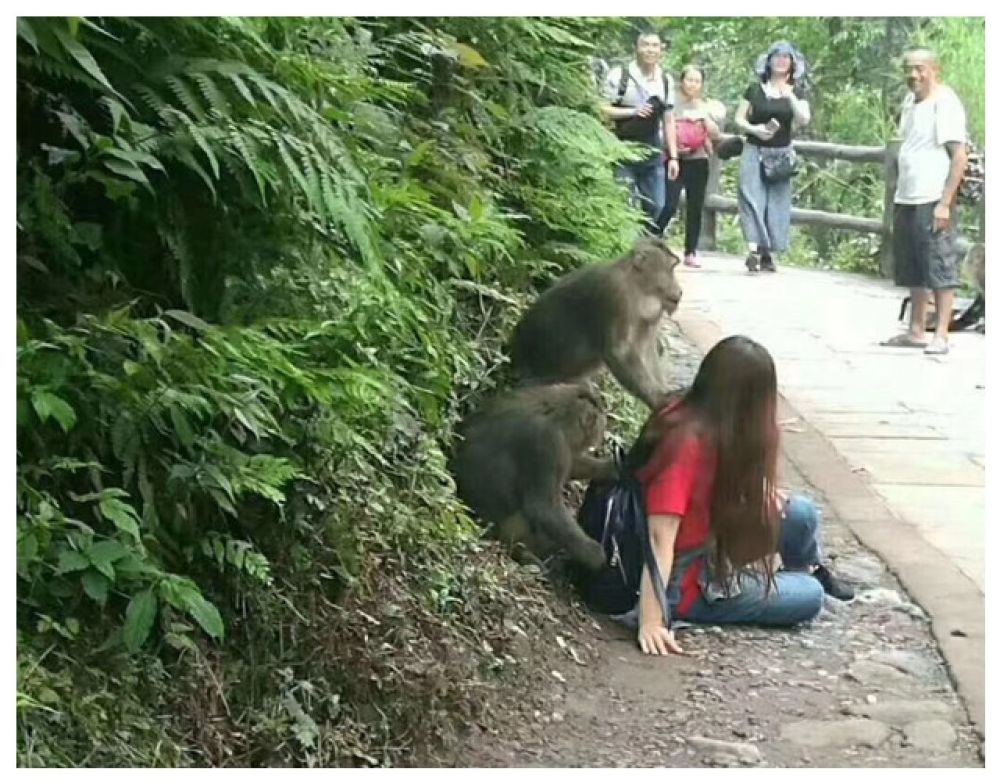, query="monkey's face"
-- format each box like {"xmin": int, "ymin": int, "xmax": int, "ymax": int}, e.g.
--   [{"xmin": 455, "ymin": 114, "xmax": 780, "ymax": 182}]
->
[
  {"xmin": 635, "ymin": 239, "xmax": 684, "ymax": 315},
  {"xmin": 662, "ymin": 264, "xmax": 683, "ymax": 315}
]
